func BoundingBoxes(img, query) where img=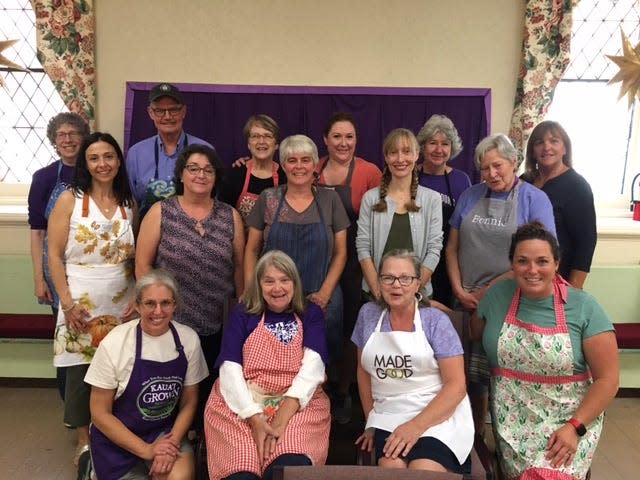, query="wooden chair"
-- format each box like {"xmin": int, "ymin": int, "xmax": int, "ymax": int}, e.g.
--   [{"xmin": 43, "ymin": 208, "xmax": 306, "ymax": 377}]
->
[
  {"xmin": 273, "ymin": 465, "xmax": 462, "ymax": 480},
  {"xmin": 356, "ymin": 439, "xmax": 492, "ymax": 480}
]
